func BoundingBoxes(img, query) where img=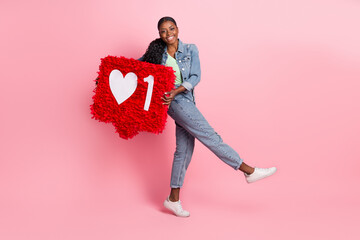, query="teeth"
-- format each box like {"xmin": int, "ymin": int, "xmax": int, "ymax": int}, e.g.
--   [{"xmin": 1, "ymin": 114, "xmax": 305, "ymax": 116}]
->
[{"xmin": 167, "ymin": 36, "xmax": 174, "ymax": 40}]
